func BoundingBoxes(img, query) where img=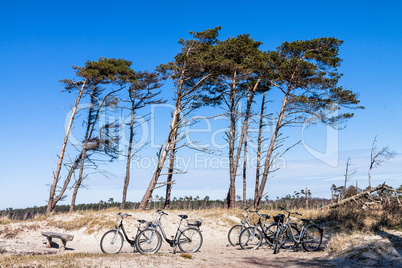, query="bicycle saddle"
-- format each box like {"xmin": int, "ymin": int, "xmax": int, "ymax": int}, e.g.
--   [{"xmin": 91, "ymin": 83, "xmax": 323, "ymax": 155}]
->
[
  {"xmin": 261, "ymin": 214, "xmax": 270, "ymax": 219},
  {"xmin": 137, "ymin": 220, "xmax": 146, "ymax": 224},
  {"xmin": 188, "ymin": 220, "xmax": 202, "ymax": 228},
  {"xmin": 179, "ymin": 215, "xmax": 188, "ymax": 219},
  {"xmin": 301, "ymin": 219, "xmax": 312, "ymax": 224}
]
